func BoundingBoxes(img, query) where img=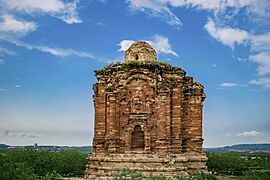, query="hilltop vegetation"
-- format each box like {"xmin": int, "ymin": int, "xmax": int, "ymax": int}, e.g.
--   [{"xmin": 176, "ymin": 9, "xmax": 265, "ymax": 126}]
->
[{"xmin": 204, "ymin": 144, "xmax": 270, "ymax": 153}]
